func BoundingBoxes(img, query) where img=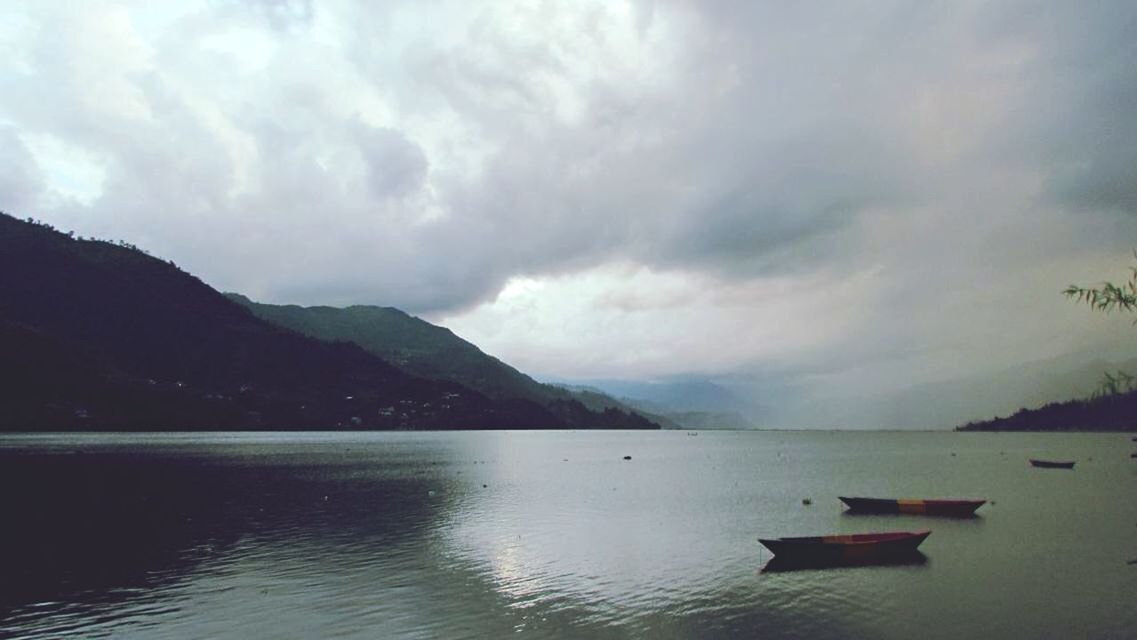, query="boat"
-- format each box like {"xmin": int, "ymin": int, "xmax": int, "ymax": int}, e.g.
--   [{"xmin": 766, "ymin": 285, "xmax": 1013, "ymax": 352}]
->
[
  {"xmin": 839, "ymin": 496, "xmax": 985, "ymax": 517},
  {"xmin": 758, "ymin": 529, "xmax": 931, "ymax": 561},
  {"xmin": 1029, "ymin": 459, "xmax": 1075, "ymax": 469}
]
